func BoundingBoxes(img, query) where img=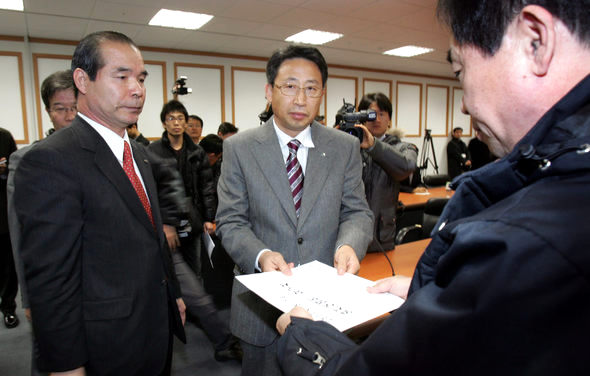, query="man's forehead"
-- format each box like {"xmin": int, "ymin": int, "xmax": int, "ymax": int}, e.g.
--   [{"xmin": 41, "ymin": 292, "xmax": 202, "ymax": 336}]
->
[
  {"xmin": 50, "ymin": 88, "xmax": 76, "ymax": 103},
  {"xmin": 99, "ymin": 41, "xmax": 146, "ymax": 71}
]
